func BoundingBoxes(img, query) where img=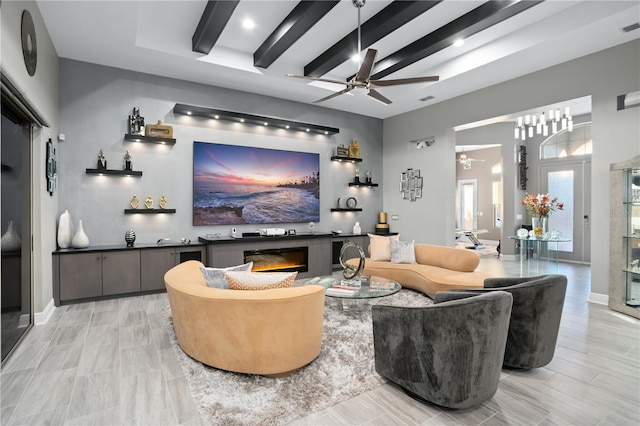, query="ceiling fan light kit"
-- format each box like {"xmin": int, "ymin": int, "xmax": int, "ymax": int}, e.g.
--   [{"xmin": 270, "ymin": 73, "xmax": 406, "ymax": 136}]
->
[
  {"xmin": 514, "ymin": 106, "xmax": 573, "ymax": 141},
  {"xmin": 458, "ymin": 153, "xmax": 485, "ymax": 170}
]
